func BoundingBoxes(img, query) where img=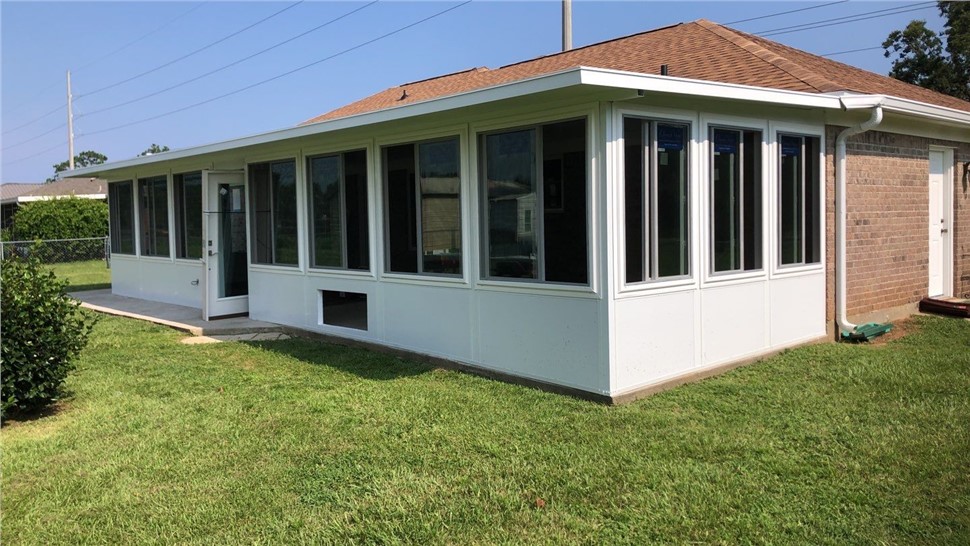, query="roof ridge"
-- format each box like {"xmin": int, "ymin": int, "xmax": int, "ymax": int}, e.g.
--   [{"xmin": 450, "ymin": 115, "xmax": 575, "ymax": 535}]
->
[
  {"xmin": 400, "ymin": 66, "xmax": 490, "ymax": 87},
  {"xmin": 694, "ymin": 19, "xmax": 842, "ymax": 93}
]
